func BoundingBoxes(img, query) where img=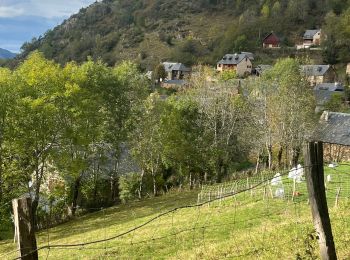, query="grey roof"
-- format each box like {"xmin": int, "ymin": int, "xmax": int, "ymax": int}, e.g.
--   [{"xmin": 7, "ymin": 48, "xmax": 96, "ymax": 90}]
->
[
  {"xmin": 162, "ymin": 62, "xmax": 191, "ymax": 73},
  {"xmin": 301, "ymin": 65, "xmax": 330, "ymax": 76},
  {"xmin": 217, "ymin": 53, "xmax": 250, "ymax": 65},
  {"xmin": 314, "ymin": 89, "xmax": 344, "ymax": 106},
  {"xmin": 314, "ymin": 82, "xmax": 344, "ymax": 92},
  {"xmin": 313, "ymin": 112, "xmax": 350, "ymax": 146},
  {"xmin": 163, "ymin": 79, "xmax": 187, "ymax": 85},
  {"xmin": 255, "ymin": 64, "xmax": 272, "ymax": 75},
  {"xmin": 241, "ymin": 52, "xmax": 254, "ymax": 61},
  {"xmin": 303, "ymin": 29, "xmax": 321, "ymax": 39}
]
